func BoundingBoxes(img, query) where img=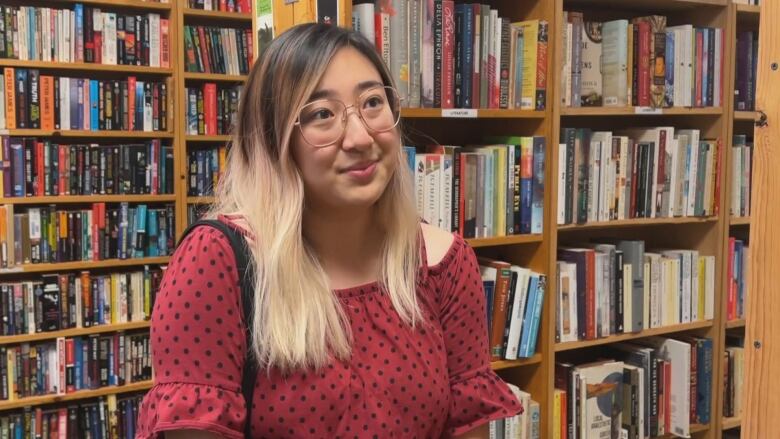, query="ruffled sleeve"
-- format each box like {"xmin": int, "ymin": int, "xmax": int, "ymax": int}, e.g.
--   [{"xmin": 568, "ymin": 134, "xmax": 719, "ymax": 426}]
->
[
  {"xmin": 135, "ymin": 225, "xmax": 248, "ymax": 439},
  {"xmin": 435, "ymin": 236, "xmax": 522, "ymax": 437}
]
